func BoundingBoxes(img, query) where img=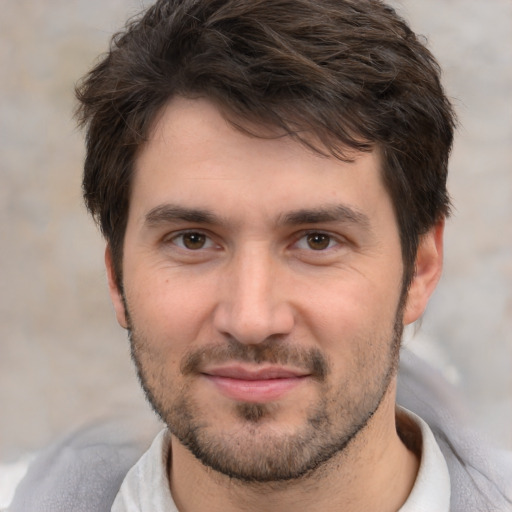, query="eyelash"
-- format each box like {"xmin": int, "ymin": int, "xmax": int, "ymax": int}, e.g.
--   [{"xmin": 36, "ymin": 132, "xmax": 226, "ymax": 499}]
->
[
  {"xmin": 293, "ymin": 230, "xmax": 344, "ymax": 252},
  {"xmin": 165, "ymin": 229, "xmax": 345, "ymax": 253},
  {"xmin": 167, "ymin": 230, "xmax": 218, "ymax": 250}
]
